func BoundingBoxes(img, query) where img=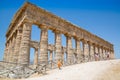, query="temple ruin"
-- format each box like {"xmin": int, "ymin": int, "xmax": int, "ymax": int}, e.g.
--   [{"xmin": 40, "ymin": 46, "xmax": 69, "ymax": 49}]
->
[{"xmin": 3, "ymin": 2, "xmax": 114, "ymax": 66}]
